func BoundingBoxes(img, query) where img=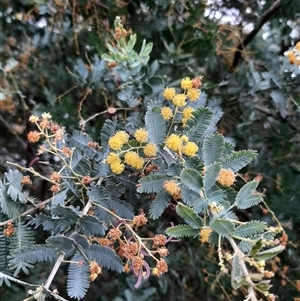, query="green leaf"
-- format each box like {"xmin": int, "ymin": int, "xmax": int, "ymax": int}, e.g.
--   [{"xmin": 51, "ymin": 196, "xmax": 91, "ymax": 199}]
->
[
  {"xmin": 210, "ymin": 219, "xmax": 234, "ymax": 237},
  {"xmin": 222, "ymin": 150, "xmax": 257, "ymax": 172},
  {"xmin": 253, "ymin": 245, "xmax": 285, "ymax": 261},
  {"xmin": 193, "ymin": 197, "xmax": 207, "ymax": 213},
  {"xmin": 137, "ymin": 174, "xmax": 170, "ymax": 193},
  {"xmin": 165, "ymin": 225, "xmax": 199, "ymax": 238},
  {"xmin": 202, "ymin": 133, "xmax": 224, "ymax": 166},
  {"xmin": 67, "ymin": 252, "xmax": 90, "ymax": 300},
  {"xmin": 176, "ymin": 202, "xmax": 203, "ymax": 229},
  {"xmin": 233, "ymin": 221, "xmax": 266, "ymax": 238},
  {"xmin": 180, "ymin": 169, "xmax": 203, "ymax": 192},
  {"xmin": 235, "ymin": 181, "xmax": 263, "ymax": 209},
  {"xmin": 145, "ymin": 106, "xmax": 166, "ymax": 144},
  {"xmin": 203, "ymin": 162, "xmax": 222, "ymax": 190},
  {"xmin": 150, "ymin": 190, "xmax": 171, "ymax": 219},
  {"xmin": 249, "ymin": 238, "xmax": 264, "ymax": 257},
  {"xmin": 184, "ymin": 107, "xmax": 213, "ymax": 142}
]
